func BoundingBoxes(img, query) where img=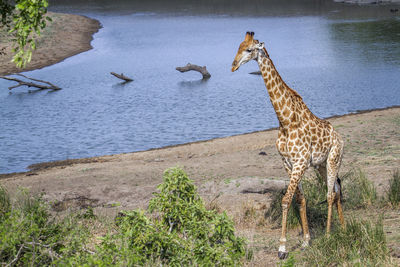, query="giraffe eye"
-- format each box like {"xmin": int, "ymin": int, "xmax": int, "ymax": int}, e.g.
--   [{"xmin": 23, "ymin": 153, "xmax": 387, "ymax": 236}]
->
[{"xmin": 246, "ymin": 49, "xmax": 252, "ymax": 53}]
